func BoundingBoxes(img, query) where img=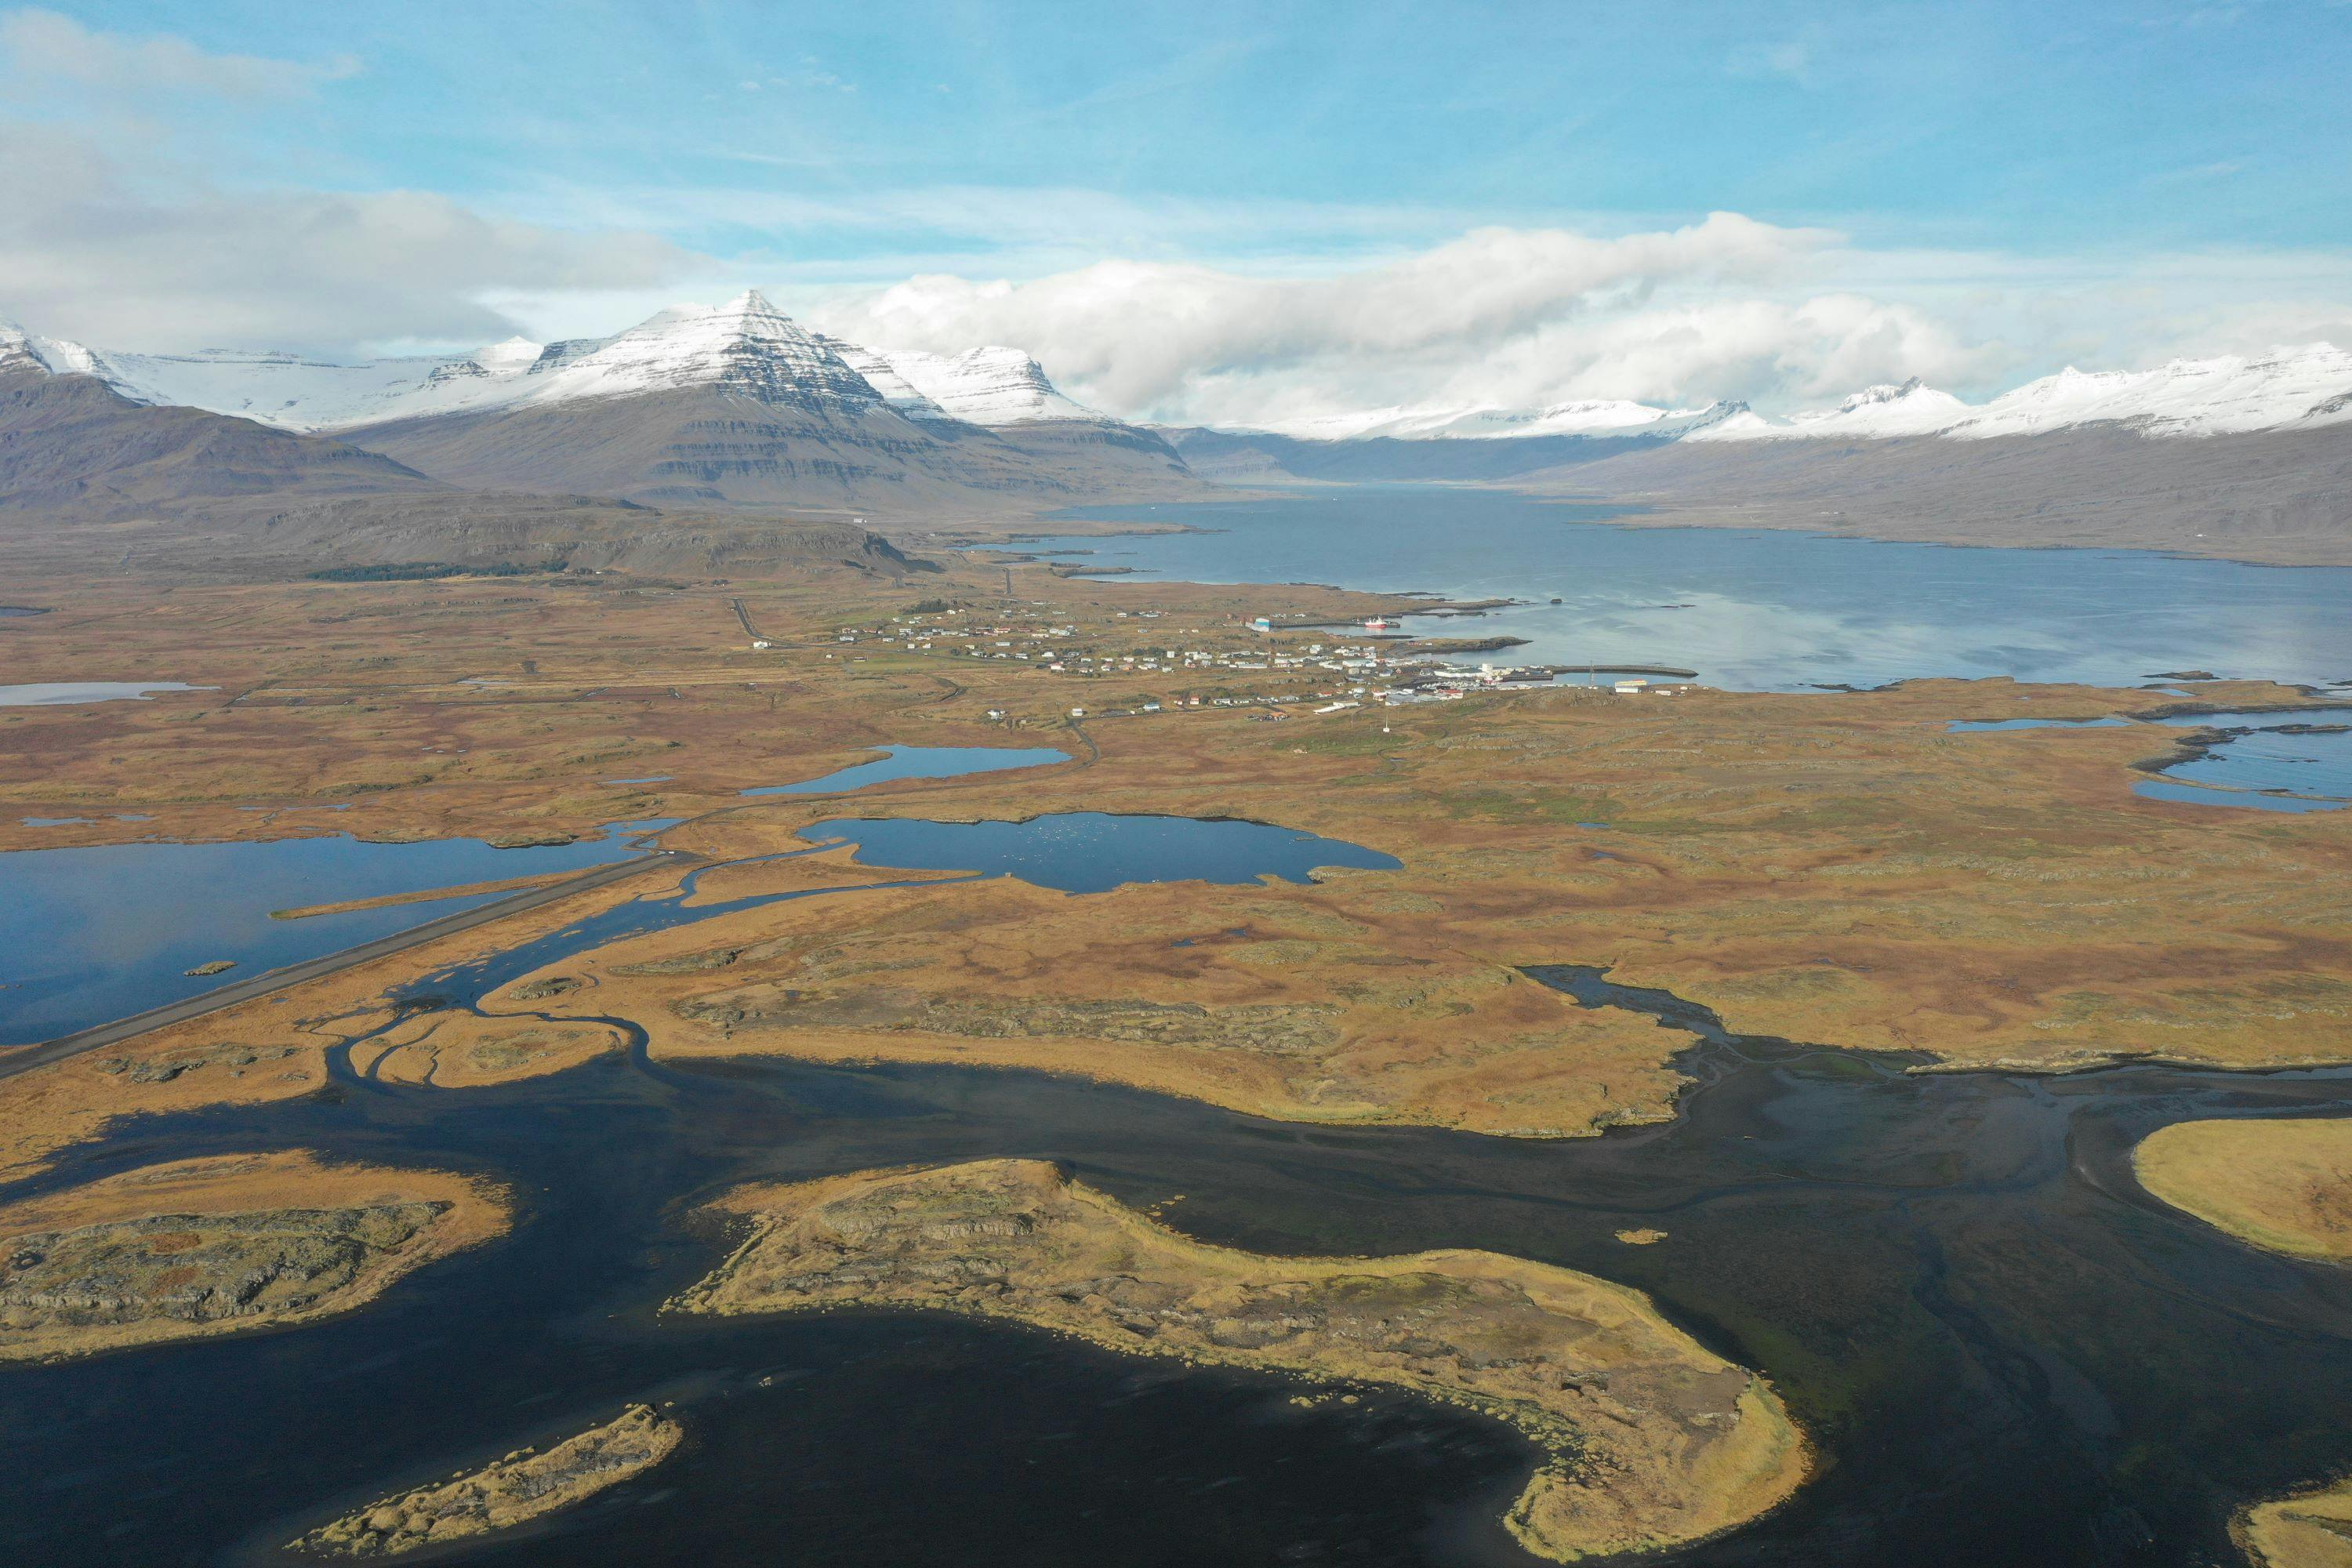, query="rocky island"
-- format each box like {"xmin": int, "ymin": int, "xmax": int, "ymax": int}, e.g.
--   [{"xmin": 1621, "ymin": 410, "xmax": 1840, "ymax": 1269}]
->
[
  {"xmin": 0, "ymin": 1150, "xmax": 506, "ymax": 1361},
  {"xmin": 290, "ymin": 1403, "xmax": 683, "ymax": 1557},
  {"xmin": 670, "ymin": 1157, "xmax": 1809, "ymax": 1562}
]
